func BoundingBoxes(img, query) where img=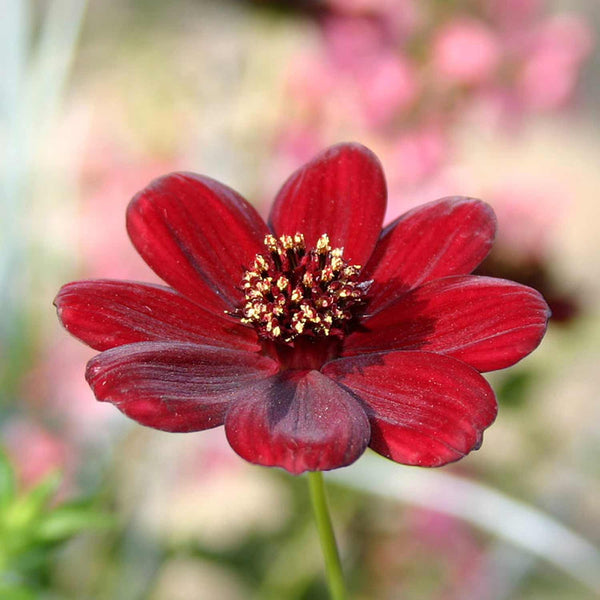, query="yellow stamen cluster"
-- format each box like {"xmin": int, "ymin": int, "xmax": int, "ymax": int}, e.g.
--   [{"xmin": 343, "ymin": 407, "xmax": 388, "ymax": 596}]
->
[{"xmin": 238, "ymin": 233, "xmax": 368, "ymax": 343}]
